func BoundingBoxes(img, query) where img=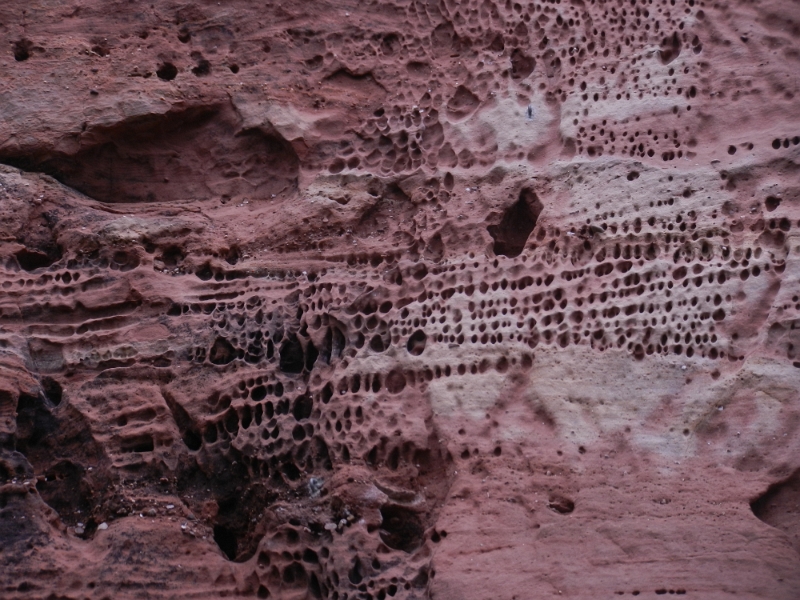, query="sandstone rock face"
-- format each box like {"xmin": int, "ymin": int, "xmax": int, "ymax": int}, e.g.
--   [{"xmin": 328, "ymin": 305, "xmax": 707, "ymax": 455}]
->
[{"xmin": 1, "ymin": 1, "xmax": 799, "ymax": 598}]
